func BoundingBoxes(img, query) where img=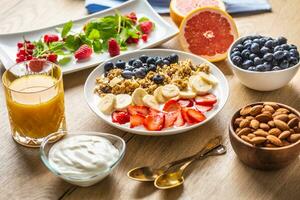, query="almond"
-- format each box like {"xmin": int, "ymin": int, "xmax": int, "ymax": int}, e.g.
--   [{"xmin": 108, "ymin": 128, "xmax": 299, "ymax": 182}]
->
[
  {"xmin": 265, "ymin": 143, "xmax": 277, "ymax": 148},
  {"xmin": 239, "ymin": 119, "xmax": 250, "ymax": 128},
  {"xmin": 234, "ymin": 117, "xmax": 243, "ymax": 127},
  {"xmin": 288, "ymin": 113, "xmax": 298, "ymax": 120},
  {"xmin": 237, "ymin": 127, "xmax": 251, "ymax": 136},
  {"xmin": 240, "ymin": 106, "xmax": 252, "ymax": 116},
  {"xmin": 282, "ymin": 140, "xmax": 291, "ymax": 146},
  {"xmin": 247, "ymin": 133, "xmax": 256, "ymax": 139},
  {"xmin": 268, "ymin": 128, "xmax": 281, "ymax": 136},
  {"xmin": 241, "ymin": 135, "xmax": 251, "ymax": 143},
  {"xmin": 249, "ymin": 105, "xmax": 263, "ymax": 116},
  {"xmin": 259, "ymin": 123, "xmax": 270, "ymax": 131},
  {"xmin": 278, "ymin": 130, "xmax": 291, "ymax": 139},
  {"xmin": 246, "ymin": 116, "xmax": 254, "ymax": 120},
  {"xmin": 267, "ymin": 135, "xmax": 283, "ymax": 146},
  {"xmin": 263, "ymin": 105, "xmax": 275, "ymax": 113},
  {"xmin": 263, "ymin": 102, "xmax": 279, "ymax": 110},
  {"xmin": 288, "ymin": 117, "xmax": 299, "ymax": 128},
  {"xmin": 274, "ymin": 114, "xmax": 289, "ymax": 122},
  {"xmin": 268, "ymin": 120, "xmax": 275, "ymax": 128},
  {"xmin": 294, "ymin": 127, "xmax": 300, "ymax": 133},
  {"xmin": 276, "ymin": 108, "xmax": 290, "ymax": 114},
  {"xmin": 250, "ymin": 119, "xmax": 260, "ymax": 129},
  {"xmin": 274, "ymin": 119, "xmax": 290, "ymax": 131},
  {"xmin": 256, "ymin": 113, "xmax": 272, "ymax": 123},
  {"xmin": 253, "ymin": 129, "xmax": 268, "ymax": 137},
  {"xmin": 288, "ymin": 134, "xmax": 300, "ymax": 143},
  {"xmin": 251, "ymin": 136, "xmax": 267, "ymax": 145}
]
